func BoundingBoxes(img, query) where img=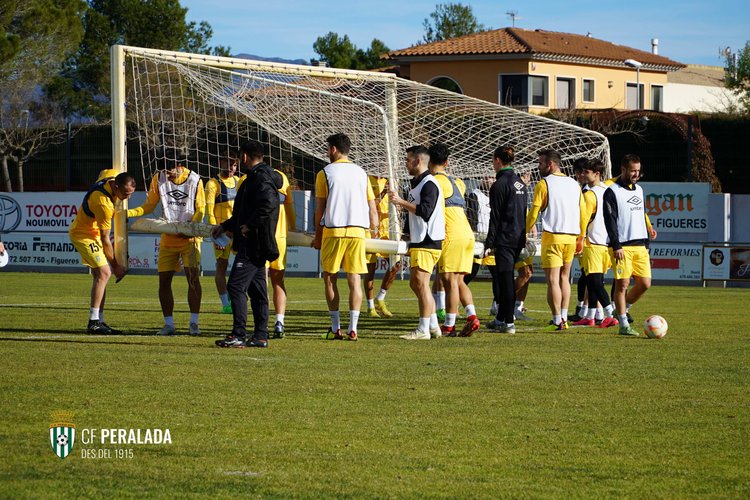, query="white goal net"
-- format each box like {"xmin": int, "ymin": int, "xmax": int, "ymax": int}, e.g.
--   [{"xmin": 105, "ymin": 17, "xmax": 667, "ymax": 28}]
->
[{"xmin": 112, "ymin": 45, "xmax": 611, "ymax": 265}]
